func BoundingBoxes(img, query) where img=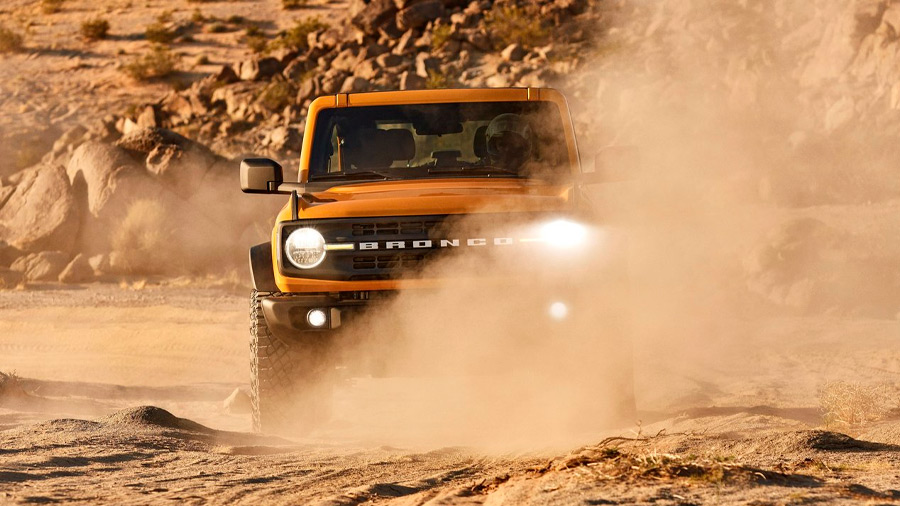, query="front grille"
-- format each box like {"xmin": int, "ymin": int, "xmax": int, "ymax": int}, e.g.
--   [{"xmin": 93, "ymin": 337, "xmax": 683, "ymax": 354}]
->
[
  {"xmin": 352, "ymin": 253, "xmax": 426, "ymax": 270},
  {"xmin": 351, "ymin": 220, "xmax": 441, "ymax": 237}
]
